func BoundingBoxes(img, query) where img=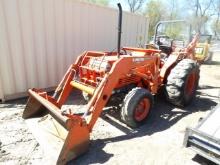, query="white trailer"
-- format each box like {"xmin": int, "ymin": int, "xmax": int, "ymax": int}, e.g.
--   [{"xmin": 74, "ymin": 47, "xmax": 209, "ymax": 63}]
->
[{"xmin": 184, "ymin": 103, "xmax": 220, "ymax": 164}]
